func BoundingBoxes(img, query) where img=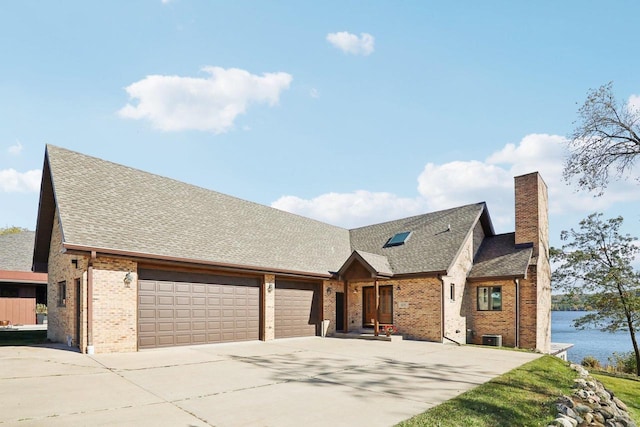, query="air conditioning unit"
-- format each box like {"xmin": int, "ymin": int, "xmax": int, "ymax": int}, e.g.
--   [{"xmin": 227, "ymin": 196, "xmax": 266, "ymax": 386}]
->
[{"xmin": 482, "ymin": 334, "xmax": 502, "ymax": 347}]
